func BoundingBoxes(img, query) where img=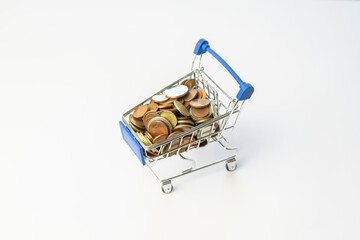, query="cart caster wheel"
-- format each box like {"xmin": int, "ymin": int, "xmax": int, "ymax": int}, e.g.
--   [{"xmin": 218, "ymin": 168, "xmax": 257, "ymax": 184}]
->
[
  {"xmin": 161, "ymin": 181, "xmax": 173, "ymax": 194},
  {"xmin": 226, "ymin": 159, "xmax": 237, "ymax": 172}
]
